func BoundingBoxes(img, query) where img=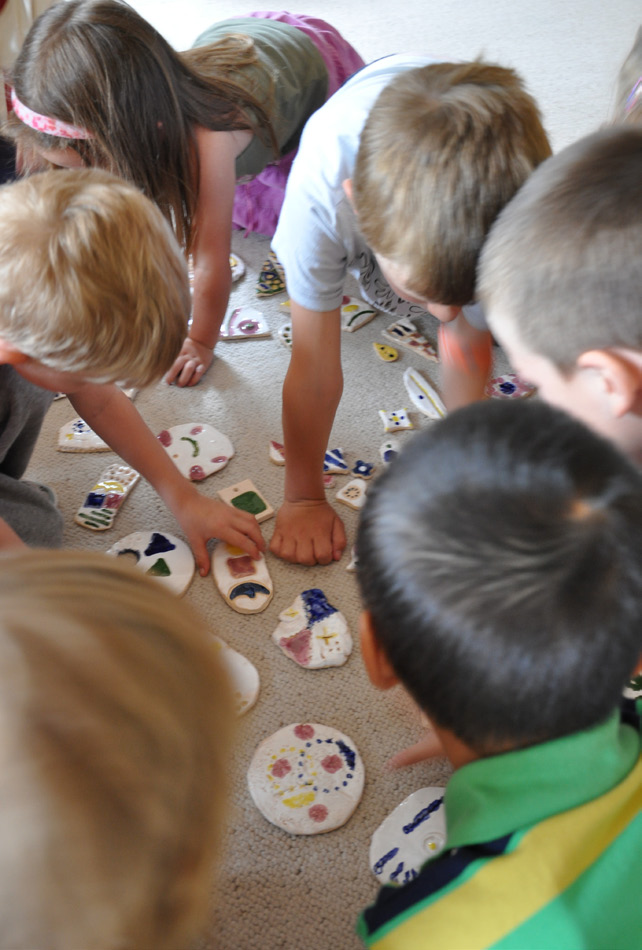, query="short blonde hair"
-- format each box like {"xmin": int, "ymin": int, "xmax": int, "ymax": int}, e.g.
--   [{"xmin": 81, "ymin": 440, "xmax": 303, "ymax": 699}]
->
[
  {"xmin": 478, "ymin": 126, "xmax": 642, "ymax": 370},
  {"xmin": 353, "ymin": 62, "xmax": 551, "ymax": 306},
  {"xmin": 0, "ymin": 550, "xmax": 233, "ymax": 949},
  {"xmin": 612, "ymin": 26, "xmax": 642, "ymax": 126},
  {"xmin": 0, "ymin": 168, "xmax": 189, "ymax": 386}
]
